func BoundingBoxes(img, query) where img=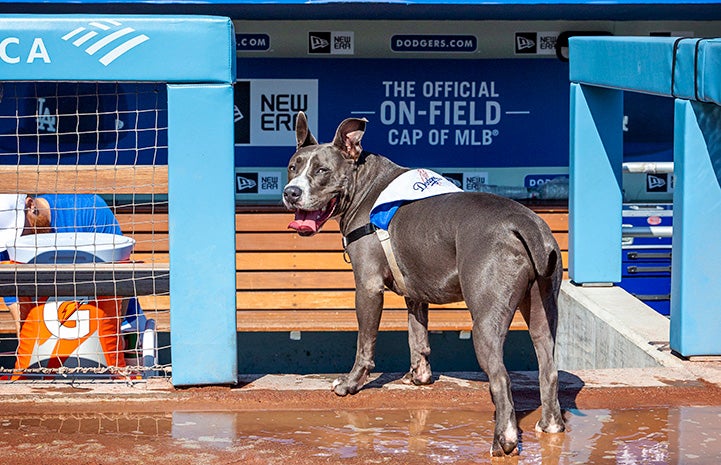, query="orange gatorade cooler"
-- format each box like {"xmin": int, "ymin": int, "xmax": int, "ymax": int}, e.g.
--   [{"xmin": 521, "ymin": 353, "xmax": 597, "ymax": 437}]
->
[
  {"xmin": 13, "ymin": 296, "xmax": 125, "ymax": 378},
  {"xmin": 7, "ymin": 232, "xmax": 135, "ymax": 379}
]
